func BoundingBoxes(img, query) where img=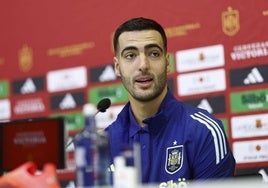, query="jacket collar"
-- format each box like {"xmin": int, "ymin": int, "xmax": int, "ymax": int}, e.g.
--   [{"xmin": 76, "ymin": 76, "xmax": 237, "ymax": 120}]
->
[{"xmin": 127, "ymin": 90, "xmax": 174, "ymax": 137}]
